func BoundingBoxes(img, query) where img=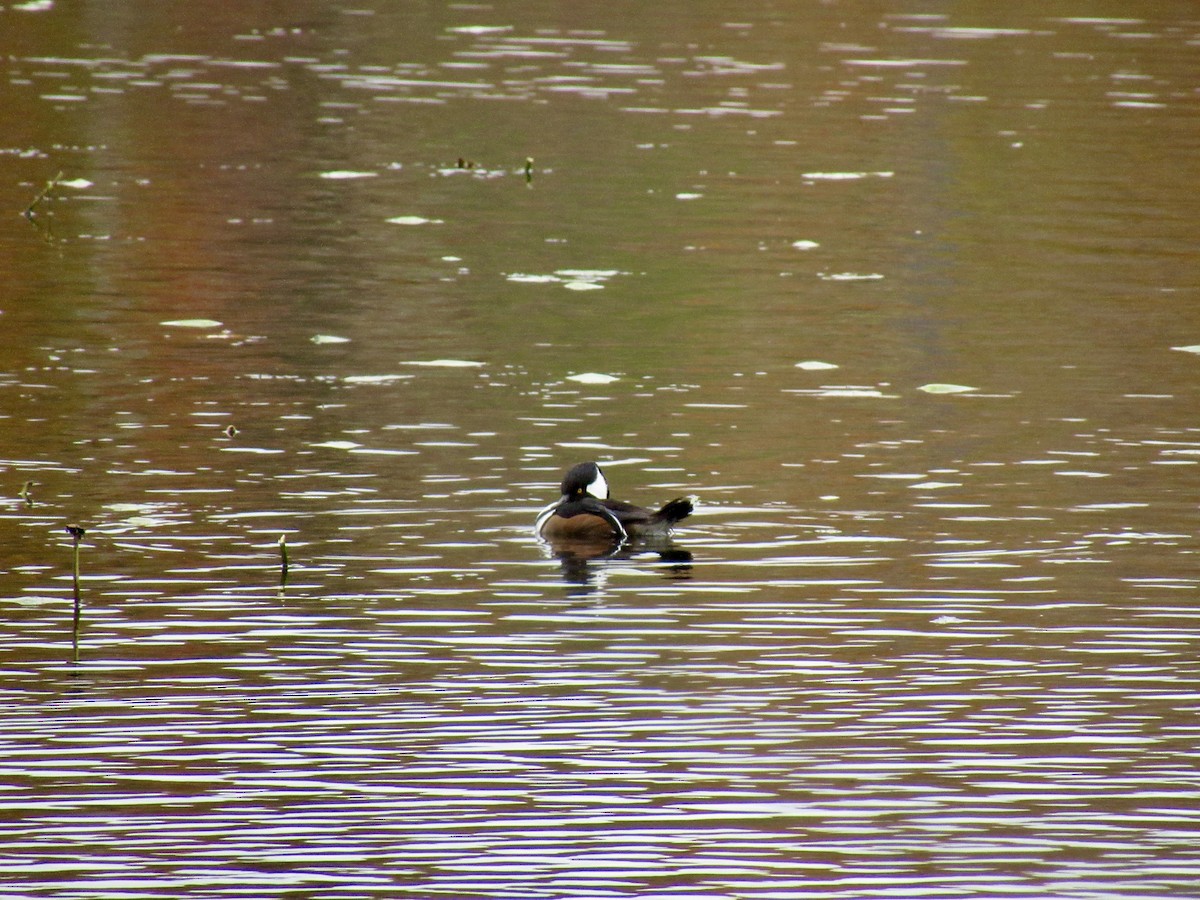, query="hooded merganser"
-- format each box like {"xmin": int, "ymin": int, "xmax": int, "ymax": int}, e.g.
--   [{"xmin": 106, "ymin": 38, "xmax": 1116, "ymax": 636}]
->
[{"xmin": 535, "ymin": 461, "xmax": 693, "ymax": 543}]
